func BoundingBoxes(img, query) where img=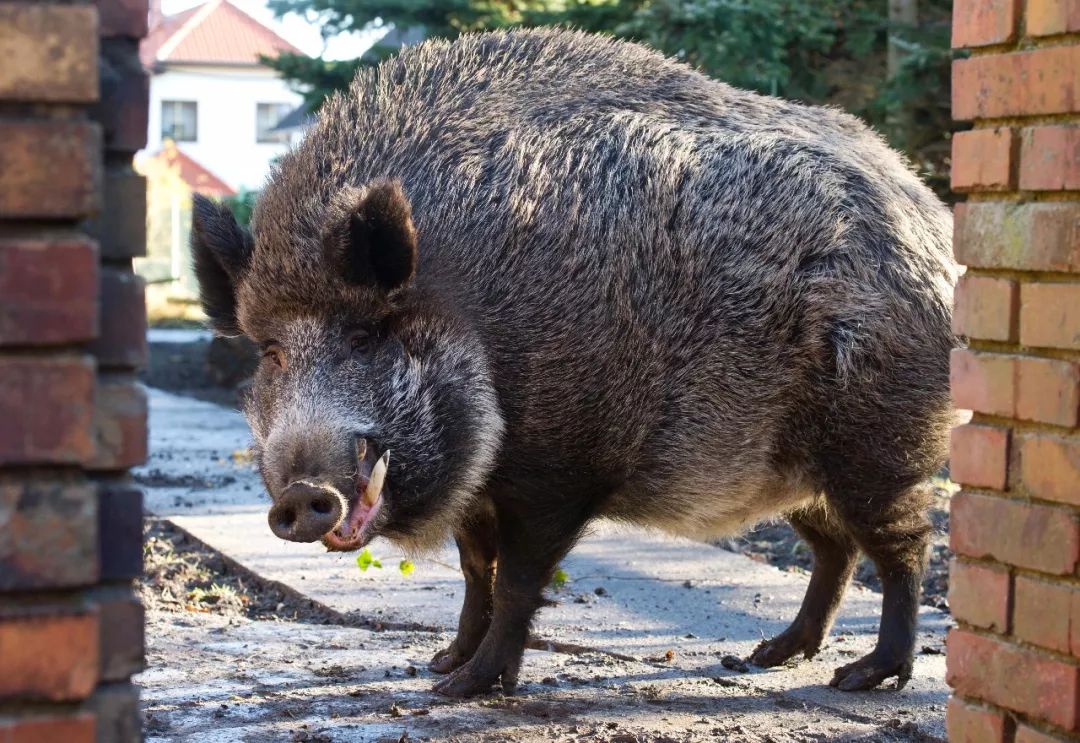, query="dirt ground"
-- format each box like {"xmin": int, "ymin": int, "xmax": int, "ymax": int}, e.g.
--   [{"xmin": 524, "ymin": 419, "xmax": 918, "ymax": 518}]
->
[
  {"xmin": 137, "ymin": 519, "xmax": 946, "ymax": 742},
  {"xmin": 141, "ymin": 518, "xmax": 353, "ymax": 625}
]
